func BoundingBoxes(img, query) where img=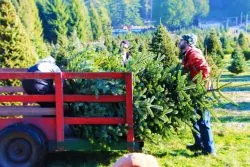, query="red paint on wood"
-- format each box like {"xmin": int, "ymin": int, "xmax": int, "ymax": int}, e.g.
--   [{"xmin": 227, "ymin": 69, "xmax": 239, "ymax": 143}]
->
[
  {"xmin": 0, "ymin": 95, "xmax": 55, "ymax": 102},
  {"xmin": 65, "ymin": 117, "xmax": 125, "ymax": 125},
  {"xmin": 63, "ymin": 72, "xmax": 125, "ymax": 79},
  {"xmin": 55, "ymin": 73, "xmax": 64, "ymax": 142},
  {"xmin": 125, "ymin": 73, "xmax": 134, "ymax": 143},
  {"xmin": 64, "ymin": 95, "xmax": 125, "ymax": 102},
  {"xmin": 0, "ymin": 118, "xmax": 56, "ymax": 140}
]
